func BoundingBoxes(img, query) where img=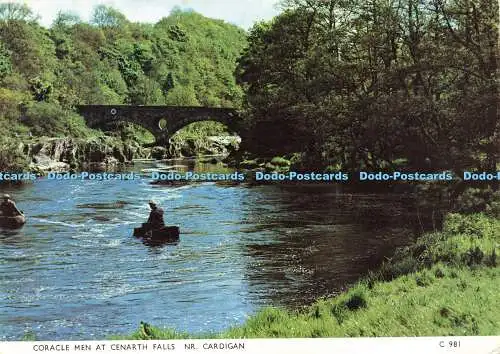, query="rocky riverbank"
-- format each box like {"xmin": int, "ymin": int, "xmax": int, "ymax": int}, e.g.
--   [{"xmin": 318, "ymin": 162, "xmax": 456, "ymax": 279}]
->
[
  {"xmin": 11, "ymin": 134, "xmax": 242, "ymax": 173},
  {"xmin": 166, "ymin": 135, "xmax": 241, "ymax": 159},
  {"xmin": 18, "ymin": 136, "xmax": 150, "ymax": 172}
]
